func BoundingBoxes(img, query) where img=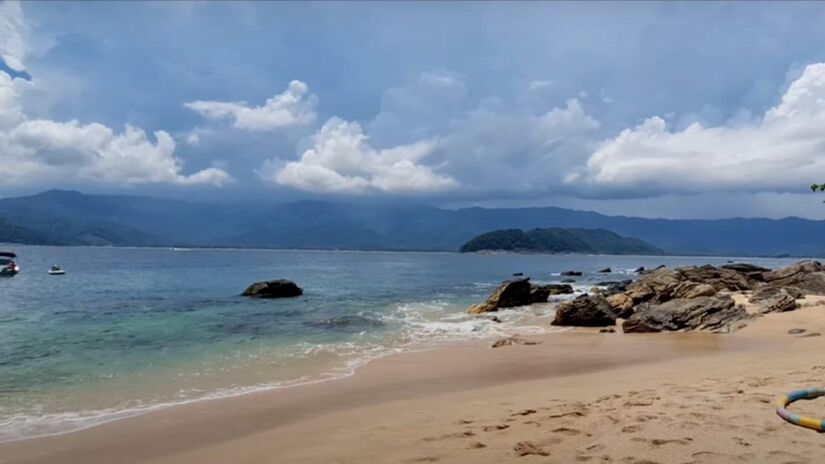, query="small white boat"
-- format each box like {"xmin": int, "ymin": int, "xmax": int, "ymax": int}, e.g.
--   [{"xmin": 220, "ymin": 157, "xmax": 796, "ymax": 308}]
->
[{"xmin": 48, "ymin": 265, "xmax": 66, "ymax": 275}]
